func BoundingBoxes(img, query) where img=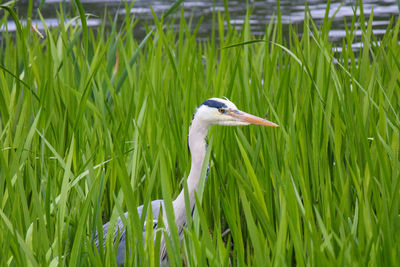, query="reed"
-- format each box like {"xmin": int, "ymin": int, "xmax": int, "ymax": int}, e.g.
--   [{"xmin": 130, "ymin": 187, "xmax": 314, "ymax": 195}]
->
[{"xmin": 0, "ymin": 0, "xmax": 399, "ymax": 266}]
